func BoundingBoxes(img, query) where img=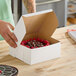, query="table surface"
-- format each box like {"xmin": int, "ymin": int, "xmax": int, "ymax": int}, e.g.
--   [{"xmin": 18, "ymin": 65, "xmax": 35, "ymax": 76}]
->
[{"xmin": 0, "ymin": 25, "xmax": 76, "ymax": 76}]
